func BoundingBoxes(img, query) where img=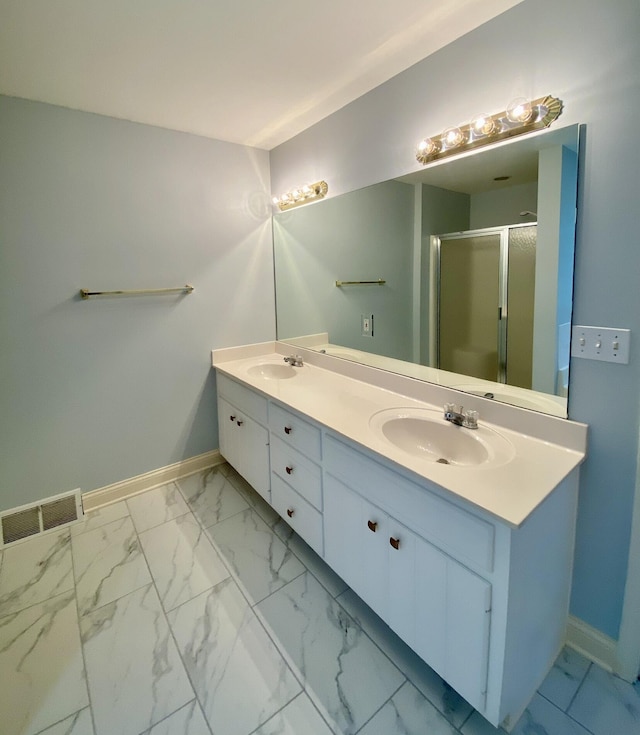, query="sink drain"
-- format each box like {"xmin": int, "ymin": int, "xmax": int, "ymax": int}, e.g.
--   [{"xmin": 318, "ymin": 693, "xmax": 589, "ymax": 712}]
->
[{"xmin": 436, "ymin": 458, "xmax": 450, "ymax": 464}]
